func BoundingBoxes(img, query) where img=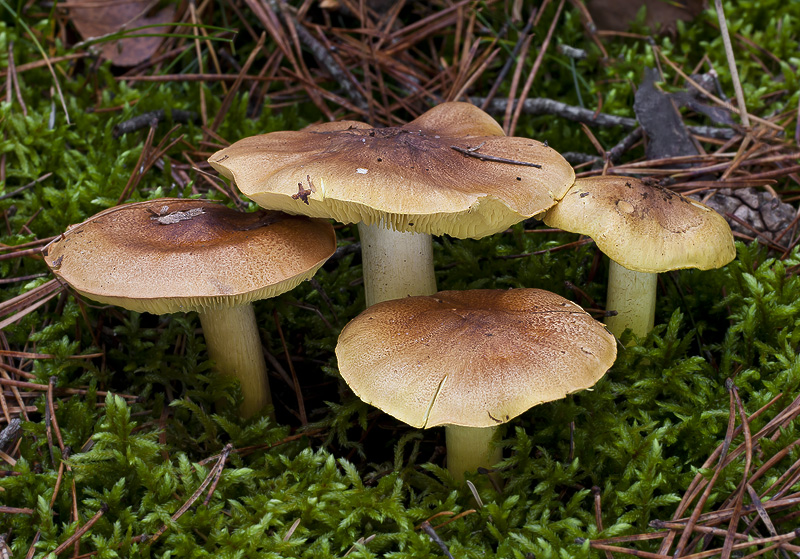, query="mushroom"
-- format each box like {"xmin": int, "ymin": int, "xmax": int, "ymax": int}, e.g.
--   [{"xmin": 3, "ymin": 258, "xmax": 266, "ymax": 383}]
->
[
  {"xmin": 209, "ymin": 102, "xmax": 575, "ymax": 306},
  {"xmin": 43, "ymin": 198, "xmax": 336, "ymax": 418},
  {"xmin": 335, "ymin": 288, "xmax": 617, "ymax": 481},
  {"xmin": 542, "ymin": 176, "xmax": 735, "ymax": 337}
]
